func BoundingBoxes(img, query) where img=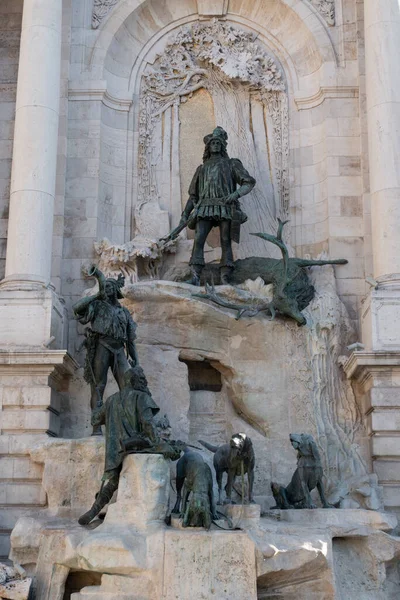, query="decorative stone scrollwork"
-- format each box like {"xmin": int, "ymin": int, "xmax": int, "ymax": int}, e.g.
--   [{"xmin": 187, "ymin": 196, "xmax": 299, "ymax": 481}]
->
[
  {"xmin": 308, "ymin": 0, "xmax": 335, "ymax": 26},
  {"xmin": 92, "ymin": 1, "xmax": 335, "ymax": 31},
  {"xmin": 92, "ymin": 0, "xmax": 119, "ymax": 29},
  {"xmin": 137, "ymin": 20, "xmax": 289, "ymax": 257}
]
